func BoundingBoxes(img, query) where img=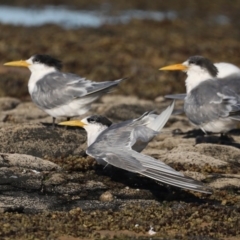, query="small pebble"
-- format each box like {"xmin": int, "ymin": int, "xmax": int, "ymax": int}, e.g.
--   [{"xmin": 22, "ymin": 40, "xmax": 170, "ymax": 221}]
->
[{"xmin": 99, "ymin": 191, "xmax": 114, "ymax": 202}]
